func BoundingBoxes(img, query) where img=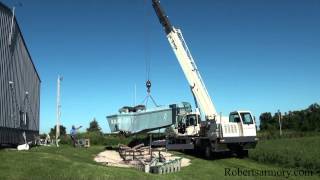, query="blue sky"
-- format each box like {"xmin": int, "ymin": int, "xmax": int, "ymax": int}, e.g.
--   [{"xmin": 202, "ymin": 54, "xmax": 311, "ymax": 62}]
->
[{"xmin": 2, "ymin": 0, "xmax": 320, "ymax": 133}]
